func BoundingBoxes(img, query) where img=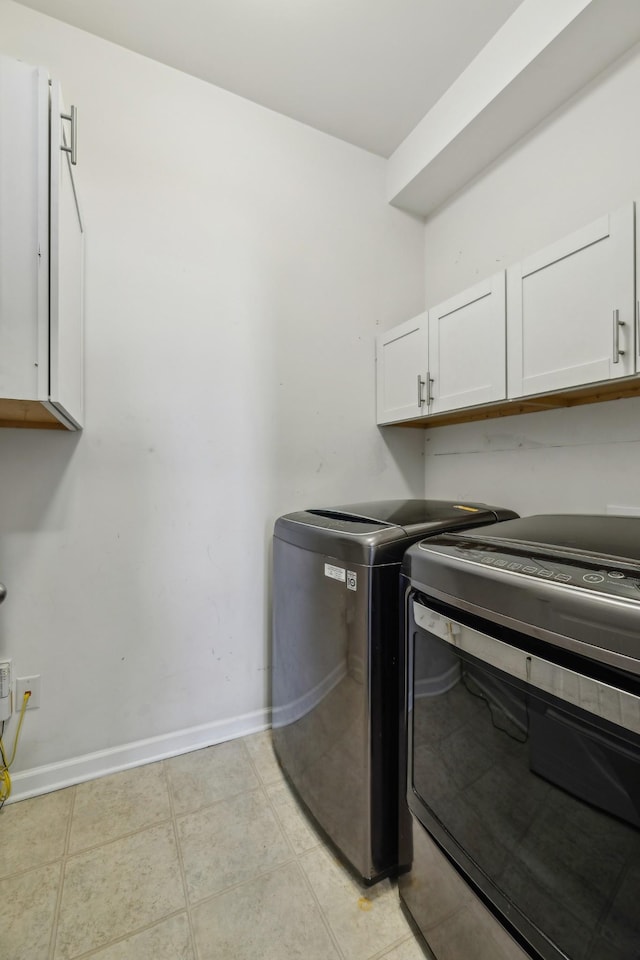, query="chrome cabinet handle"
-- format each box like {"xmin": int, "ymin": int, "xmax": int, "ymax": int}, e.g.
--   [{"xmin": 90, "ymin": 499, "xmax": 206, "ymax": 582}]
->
[
  {"xmin": 612, "ymin": 309, "xmax": 625, "ymax": 364},
  {"xmin": 60, "ymin": 105, "xmax": 77, "ymax": 165},
  {"xmin": 426, "ymin": 371, "xmax": 434, "ymax": 407},
  {"xmin": 417, "ymin": 374, "xmax": 426, "ymax": 407}
]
